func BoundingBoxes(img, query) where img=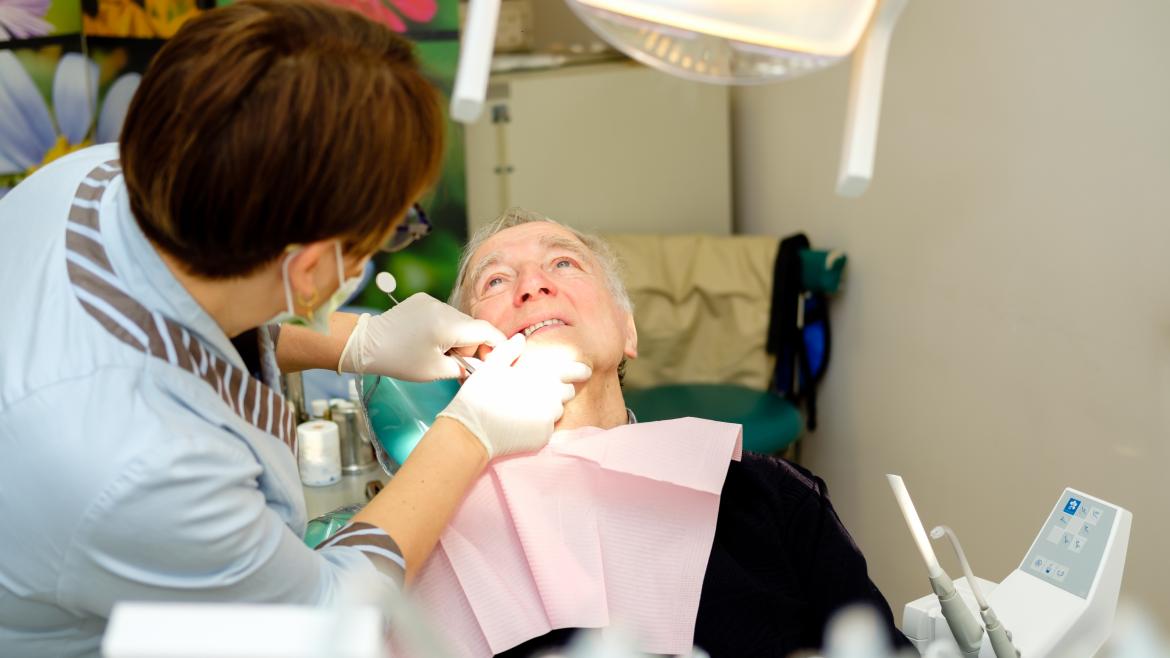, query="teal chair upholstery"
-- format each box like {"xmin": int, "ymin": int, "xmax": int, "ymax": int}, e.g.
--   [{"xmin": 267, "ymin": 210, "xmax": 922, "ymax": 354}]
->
[
  {"xmin": 357, "ymin": 374, "xmax": 807, "ymax": 468},
  {"xmin": 358, "ymin": 375, "xmax": 459, "ymax": 473},
  {"xmin": 623, "ymin": 384, "xmax": 803, "ymax": 454}
]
